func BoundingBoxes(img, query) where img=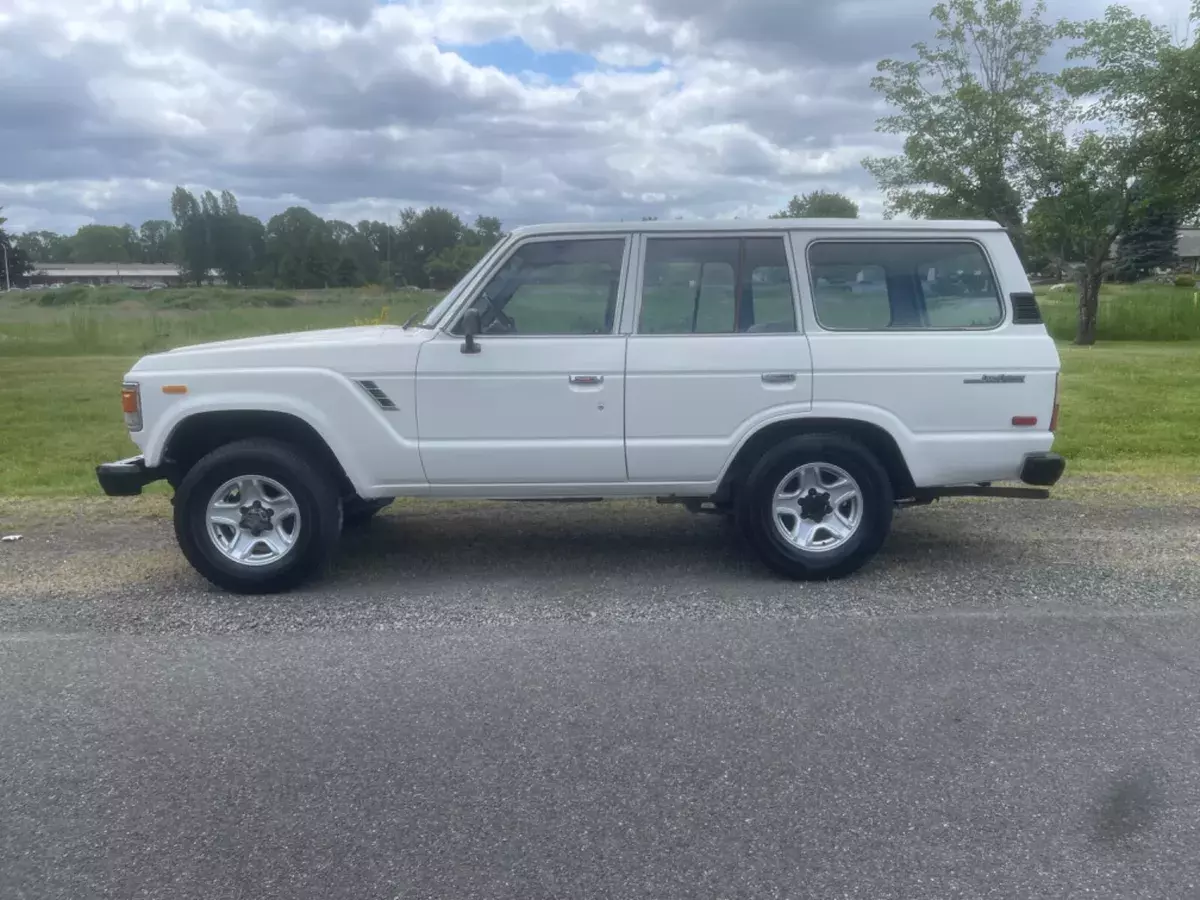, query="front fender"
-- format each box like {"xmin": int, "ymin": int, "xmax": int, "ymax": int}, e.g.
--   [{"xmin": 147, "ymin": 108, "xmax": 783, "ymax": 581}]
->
[{"xmin": 134, "ymin": 368, "xmax": 419, "ymax": 495}]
